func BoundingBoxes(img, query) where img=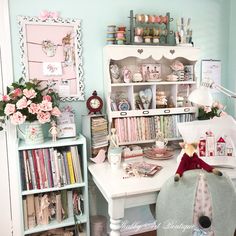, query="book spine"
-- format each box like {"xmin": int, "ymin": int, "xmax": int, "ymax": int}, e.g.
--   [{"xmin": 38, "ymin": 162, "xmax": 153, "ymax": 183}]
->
[
  {"xmin": 60, "ymin": 152, "xmax": 67, "ymax": 186},
  {"xmin": 70, "ymin": 146, "xmax": 79, "ymax": 182},
  {"xmin": 23, "ymin": 150, "xmax": 30, "ymax": 190},
  {"xmin": 25, "ymin": 152, "xmax": 33, "ymax": 190},
  {"xmin": 49, "ymin": 148, "xmax": 56, "ymax": 187},
  {"xmin": 56, "ymin": 192, "xmax": 62, "ymax": 223},
  {"xmin": 53, "ymin": 149, "xmax": 61, "ymax": 187},
  {"xmin": 28, "ymin": 150, "xmax": 37, "ymax": 189},
  {"xmin": 43, "ymin": 149, "xmax": 50, "ymax": 188},
  {"xmin": 37, "ymin": 149, "xmax": 46, "ymax": 189},
  {"xmin": 62, "ymin": 151, "xmax": 70, "ymax": 185},
  {"xmin": 45, "ymin": 148, "xmax": 53, "ymax": 188},
  {"xmin": 19, "ymin": 151, "xmax": 27, "ymax": 191},
  {"xmin": 66, "ymin": 151, "xmax": 75, "ymax": 184},
  {"xmin": 23, "ymin": 196, "xmax": 28, "ymax": 230},
  {"xmin": 31, "ymin": 150, "xmax": 40, "ymax": 189},
  {"xmin": 57, "ymin": 153, "xmax": 64, "ymax": 187},
  {"xmin": 26, "ymin": 195, "xmax": 36, "ymax": 229},
  {"xmin": 35, "ymin": 150, "xmax": 43, "ymax": 189}
]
